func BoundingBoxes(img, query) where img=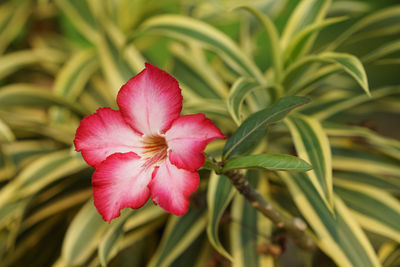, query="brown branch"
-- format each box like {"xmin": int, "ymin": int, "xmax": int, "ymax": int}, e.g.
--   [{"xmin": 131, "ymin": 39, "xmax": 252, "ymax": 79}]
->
[{"xmin": 225, "ymin": 170, "xmax": 315, "ymax": 251}]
